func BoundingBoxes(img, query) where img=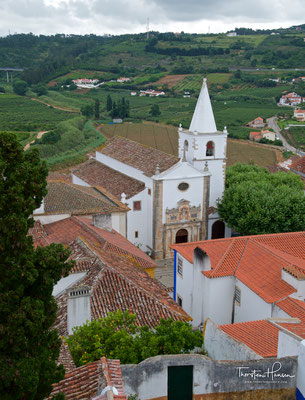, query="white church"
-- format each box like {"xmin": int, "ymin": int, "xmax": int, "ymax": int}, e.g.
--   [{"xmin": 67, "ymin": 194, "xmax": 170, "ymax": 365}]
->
[{"xmin": 69, "ymin": 78, "xmax": 229, "ymax": 260}]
